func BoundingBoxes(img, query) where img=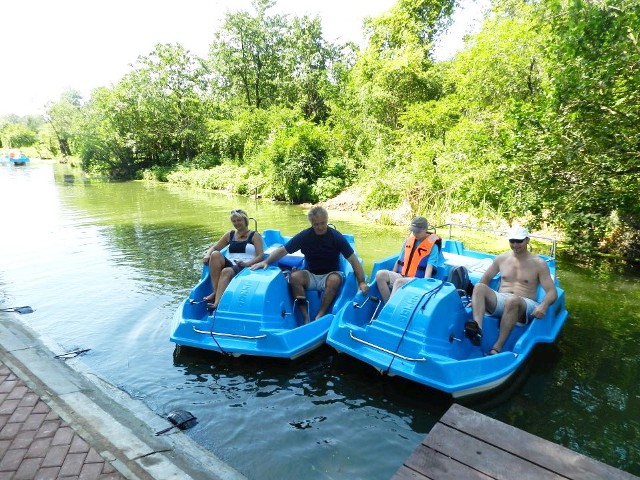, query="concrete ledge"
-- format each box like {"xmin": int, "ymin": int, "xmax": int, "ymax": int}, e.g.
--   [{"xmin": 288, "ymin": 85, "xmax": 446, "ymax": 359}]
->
[{"xmin": 0, "ymin": 311, "xmax": 246, "ymax": 480}]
